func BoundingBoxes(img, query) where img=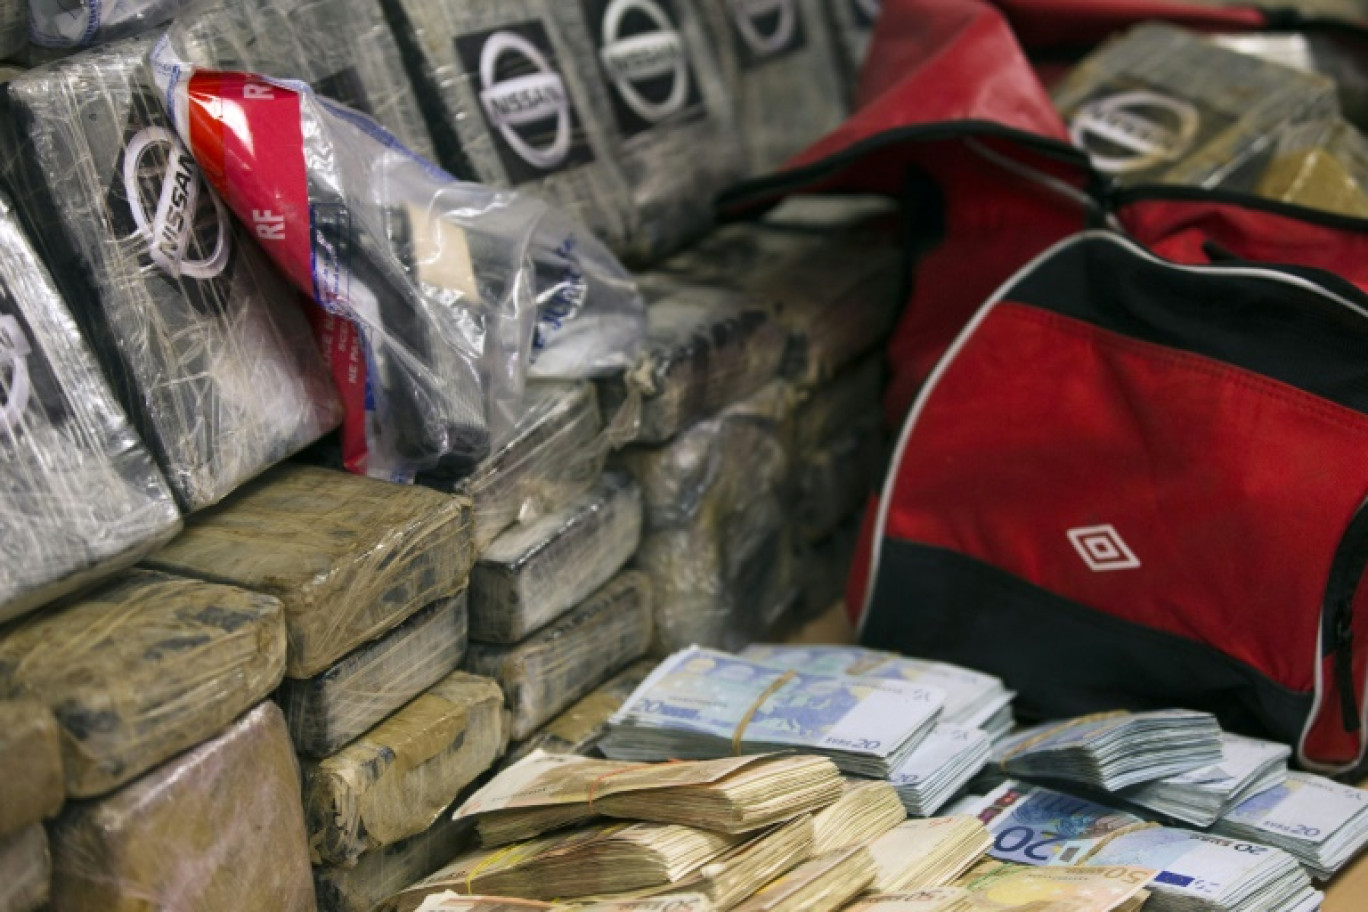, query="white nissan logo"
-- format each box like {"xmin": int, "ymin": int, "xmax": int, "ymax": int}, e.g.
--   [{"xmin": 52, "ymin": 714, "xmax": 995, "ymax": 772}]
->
[
  {"xmin": 730, "ymin": 0, "xmax": 797, "ymax": 58},
  {"xmin": 122, "ymin": 126, "xmax": 231, "ymax": 281},
  {"xmin": 1069, "ymin": 91, "xmax": 1201, "ymax": 175},
  {"xmin": 600, "ymin": 0, "xmax": 691, "ymax": 123},
  {"xmin": 0, "ymin": 315, "xmax": 32, "ymax": 433},
  {"xmin": 479, "ymin": 31, "xmax": 573, "ymax": 170}
]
